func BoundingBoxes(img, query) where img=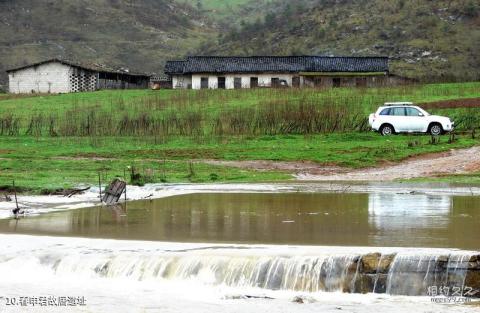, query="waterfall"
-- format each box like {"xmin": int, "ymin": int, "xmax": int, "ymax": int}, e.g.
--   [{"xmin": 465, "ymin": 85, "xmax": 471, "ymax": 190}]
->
[
  {"xmin": 1, "ymin": 244, "xmax": 477, "ymax": 297},
  {"xmin": 51, "ymin": 254, "xmax": 360, "ymax": 292},
  {"xmin": 385, "ymin": 252, "xmax": 475, "ymax": 296}
]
